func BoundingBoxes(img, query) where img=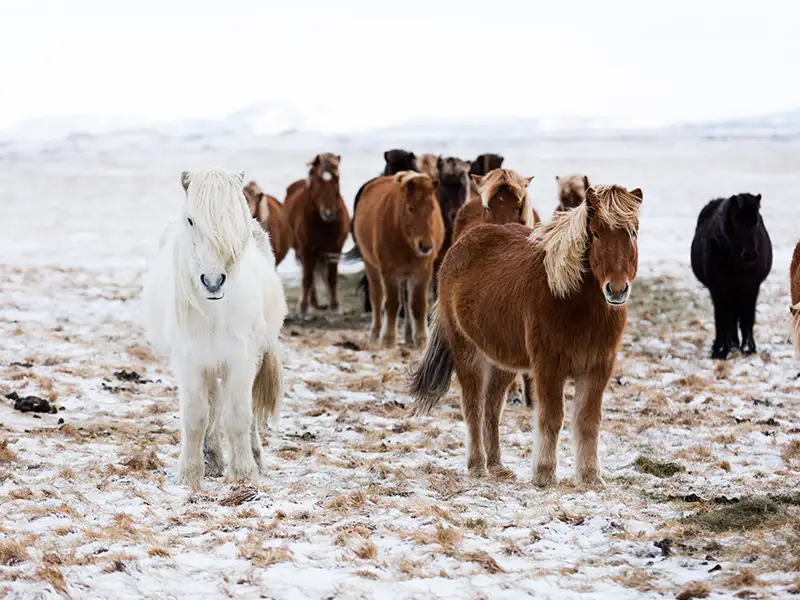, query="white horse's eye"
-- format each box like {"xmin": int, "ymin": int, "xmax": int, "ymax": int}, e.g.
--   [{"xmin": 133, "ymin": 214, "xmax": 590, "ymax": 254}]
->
[
  {"xmin": 321, "ymin": 171, "xmax": 333, "ymax": 182},
  {"xmin": 187, "ymin": 217, "xmax": 194, "ymax": 227}
]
